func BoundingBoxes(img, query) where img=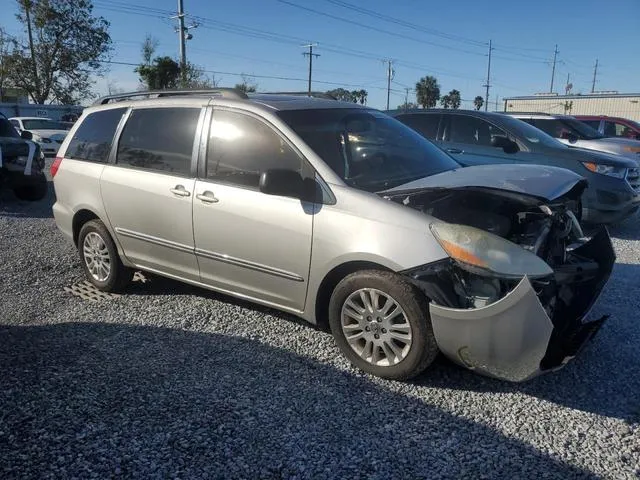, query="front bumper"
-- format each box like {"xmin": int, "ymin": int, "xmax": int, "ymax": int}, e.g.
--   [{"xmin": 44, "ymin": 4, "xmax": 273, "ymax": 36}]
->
[{"xmin": 427, "ymin": 228, "xmax": 615, "ymax": 382}]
